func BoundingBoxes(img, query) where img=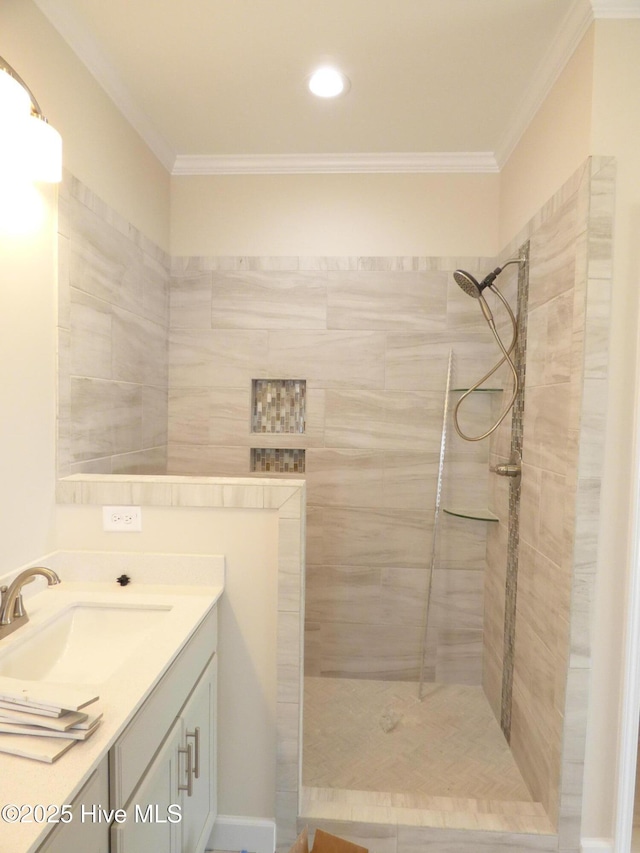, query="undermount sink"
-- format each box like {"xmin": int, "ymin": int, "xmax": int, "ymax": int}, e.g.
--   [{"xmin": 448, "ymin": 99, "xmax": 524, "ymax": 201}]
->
[{"xmin": 0, "ymin": 603, "xmax": 171, "ymax": 684}]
